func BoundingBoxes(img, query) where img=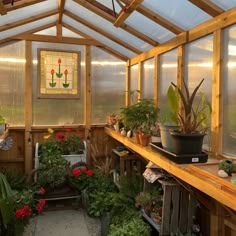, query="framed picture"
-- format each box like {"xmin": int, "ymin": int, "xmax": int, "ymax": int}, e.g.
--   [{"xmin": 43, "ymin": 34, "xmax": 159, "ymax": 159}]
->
[{"xmin": 37, "ymin": 49, "xmax": 81, "ymax": 99}]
